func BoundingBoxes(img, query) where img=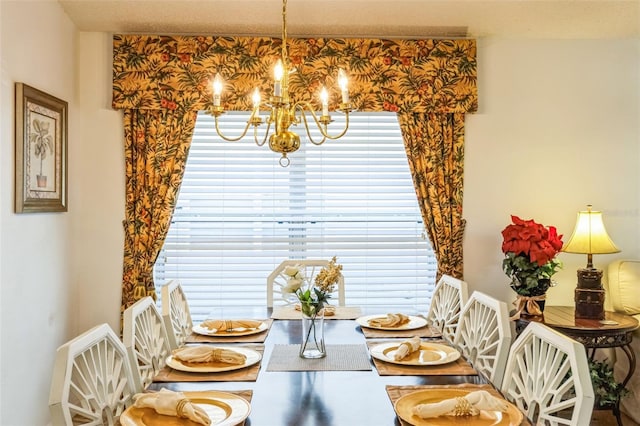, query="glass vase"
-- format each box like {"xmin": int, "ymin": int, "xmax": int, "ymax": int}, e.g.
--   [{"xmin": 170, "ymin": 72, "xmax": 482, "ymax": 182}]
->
[{"xmin": 299, "ymin": 303, "xmax": 326, "ymax": 359}]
